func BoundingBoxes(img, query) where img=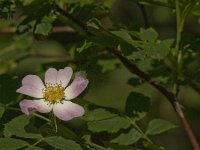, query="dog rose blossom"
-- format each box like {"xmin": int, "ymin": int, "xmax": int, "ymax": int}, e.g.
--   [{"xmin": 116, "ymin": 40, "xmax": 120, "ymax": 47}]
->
[{"xmin": 16, "ymin": 67, "xmax": 89, "ymax": 121}]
